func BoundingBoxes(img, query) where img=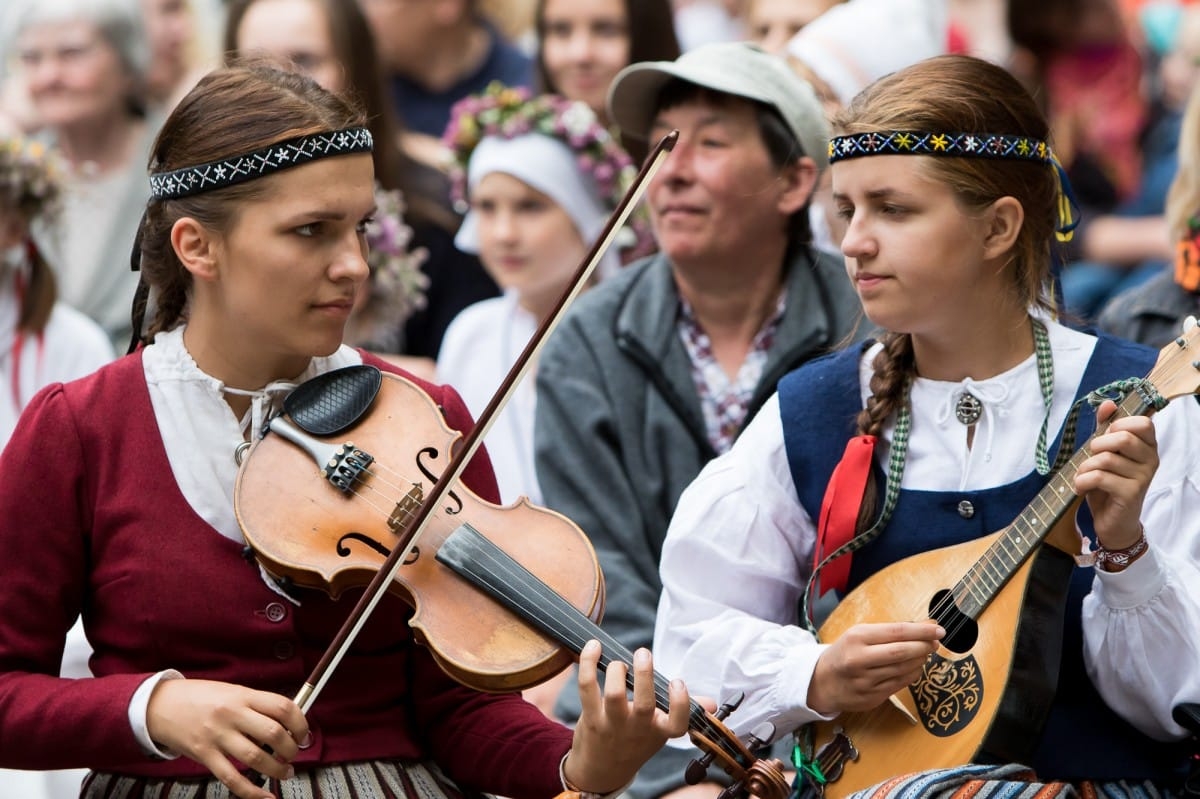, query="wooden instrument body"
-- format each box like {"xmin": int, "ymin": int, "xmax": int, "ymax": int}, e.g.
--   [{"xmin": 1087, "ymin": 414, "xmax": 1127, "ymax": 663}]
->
[
  {"xmin": 235, "ymin": 370, "xmax": 792, "ymax": 799},
  {"xmin": 810, "ymin": 507, "xmax": 1079, "ymax": 799},
  {"xmin": 235, "ymin": 373, "xmax": 605, "ymax": 693}
]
